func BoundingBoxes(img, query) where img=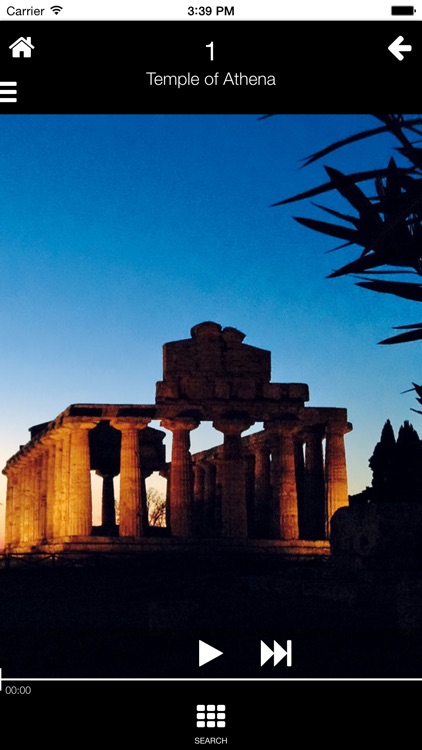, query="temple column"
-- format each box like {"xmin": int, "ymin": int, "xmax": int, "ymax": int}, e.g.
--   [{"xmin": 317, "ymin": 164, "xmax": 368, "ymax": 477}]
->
[
  {"xmin": 50, "ymin": 428, "xmax": 71, "ymax": 537},
  {"xmin": 142, "ymin": 469, "xmax": 153, "ymax": 532},
  {"xmin": 253, "ymin": 441, "xmax": 271, "ymax": 538},
  {"xmin": 20, "ymin": 454, "xmax": 33, "ymax": 544},
  {"xmin": 160, "ymin": 418, "xmax": 199, "ymax": 537},
  {"xmin": 245, "ymin": 453, "xmax": 255, "ymax": 536},
  {"xmin": 31, "ymin": 452, "xmax": 43, "ymax": 544},
  {"xmin": 203, "ymin": 460, "xmax": 217, "ymax": 536},
  {"xmin": 268, "ymin": 441, "xmax": 279, "ymax": 538},
  {"xmin": 38, "ymin": 447, "xmax": 48, "ymax": 543},
  {"xmin": 11, "ymin": 465, "xmax": 24, "ymax": 547},
  {"xmin": 100, "ymin": 474, "xmax": 116, "ymax": 529},
  {"xmin": 213, "ymin": 455, "xmax": 224, "ymax": 535},
  {"xmin": 65, "ymin": 421, "xmax": 97, "ymax": 536},
  {"xmin": 193, "ymin": 461, "xmax": 205, "ymax": 535},
  {"xmin": 193, "ymin": 461, "xmax": 205, "ymax": 503},
  {"xmin": 159, "ymin": 465, "xmax": 171, "ymax": 530},
  {"xmin": 265, "ymin": 420, "xmax": 300, "ymax": 540},
  {"xmin": 325, "ymin": 421, "xmax": 350, "ymax": 537},
  {"xmin": 15, "ymin": 457, "xmax": 24, "ymax": 544},
  {"xmin": 303, "ymin": 426, "xmax": 326, "ymax": 540},
  {"xmin": 213, "ymin": 418, "xmax": 253, "ymax": 538},
  {"xmin": 111, "ymin": 418, "xmax": 150, "ymax": 537},
  {"xmin": 295, "ymin": 437, "xmax": 305, "ymax": 535},
  {"xmin": 4, "ymin": 465, "xmax": 18, "ymax": 547},
  {"xmin": 45, "ymin": 441, "xmax": 55, "ymax": 540}
]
